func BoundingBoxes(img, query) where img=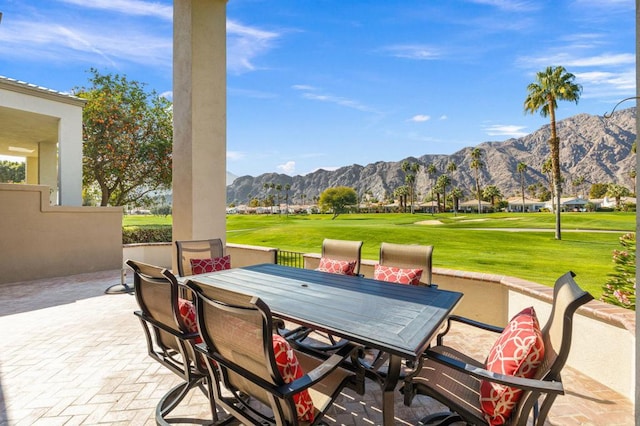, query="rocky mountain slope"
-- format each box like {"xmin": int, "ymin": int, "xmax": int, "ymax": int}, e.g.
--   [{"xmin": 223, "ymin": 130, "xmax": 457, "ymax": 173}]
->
[{"xmin": 227, "ymin": 107, "xmax": 636, "ymax": 205}]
